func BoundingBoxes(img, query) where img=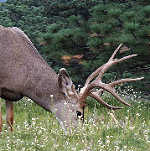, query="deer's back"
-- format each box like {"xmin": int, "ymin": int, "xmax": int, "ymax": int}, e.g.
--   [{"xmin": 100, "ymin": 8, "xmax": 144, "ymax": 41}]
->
[{"xmin": 0, "ymin": 25, "xmax": 58, "ymax": 100}]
